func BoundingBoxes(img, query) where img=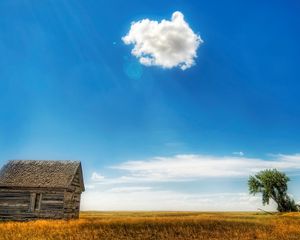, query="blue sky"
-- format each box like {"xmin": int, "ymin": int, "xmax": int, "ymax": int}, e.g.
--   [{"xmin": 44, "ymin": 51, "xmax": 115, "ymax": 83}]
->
[{"xmin": 0, "ymin": 0, "xmax": 300, "ymax": 210}]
